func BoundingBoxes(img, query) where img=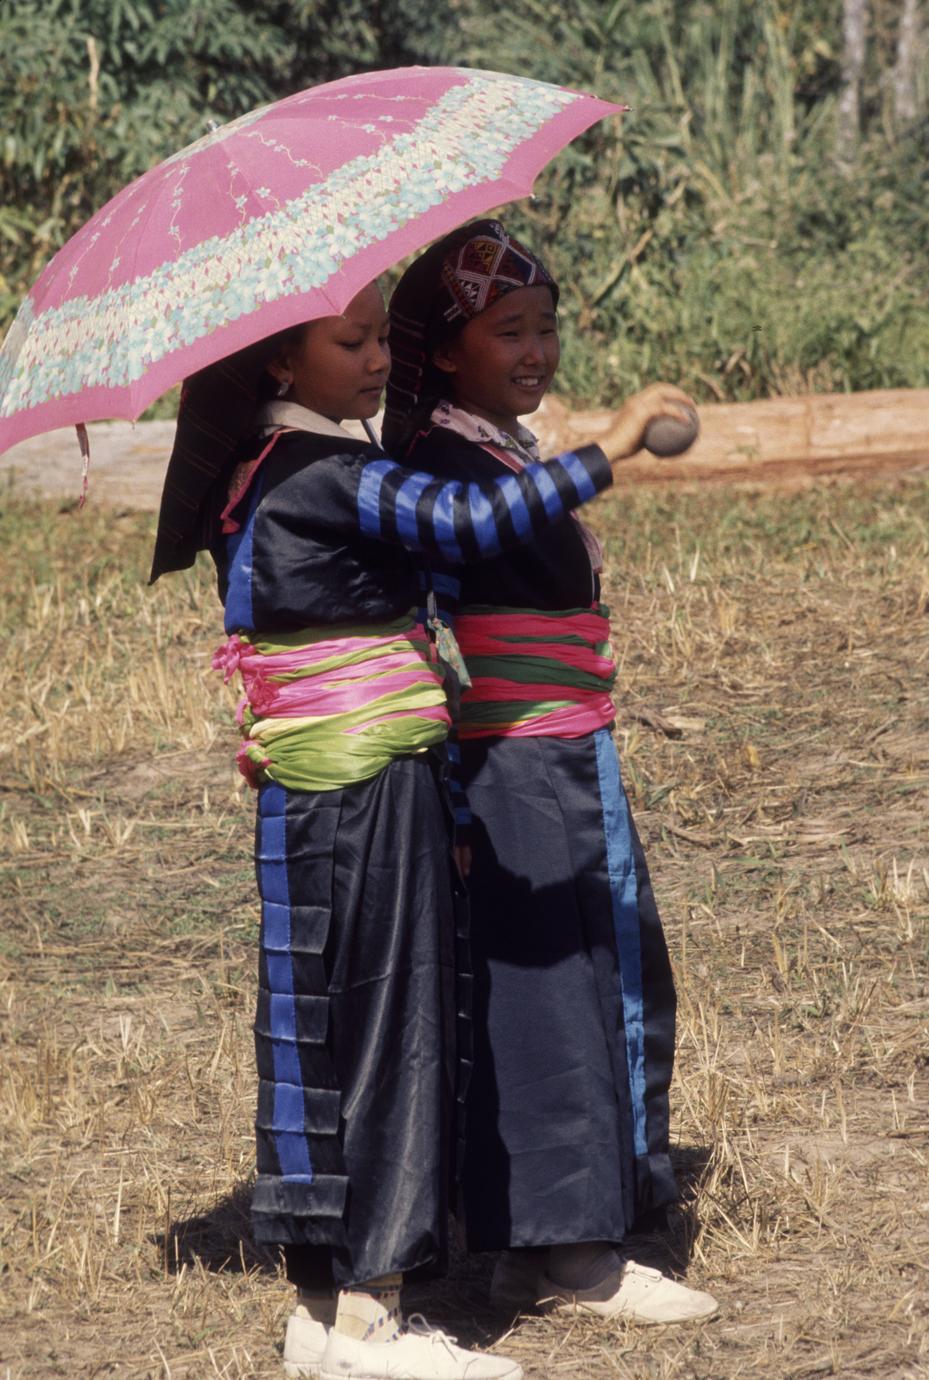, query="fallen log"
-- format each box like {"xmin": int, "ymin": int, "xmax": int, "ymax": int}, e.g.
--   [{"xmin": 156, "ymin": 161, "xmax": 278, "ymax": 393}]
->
[
  {"xmin": 530, "ymin": 386, "xmax": 929, "ymax": 488},
  {"xmin": 2, "ymin": 387, "xmax": 928, "ymax": 508}
]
